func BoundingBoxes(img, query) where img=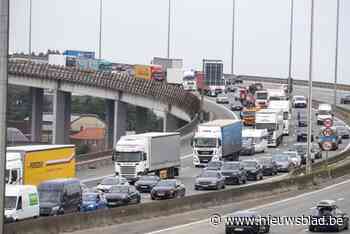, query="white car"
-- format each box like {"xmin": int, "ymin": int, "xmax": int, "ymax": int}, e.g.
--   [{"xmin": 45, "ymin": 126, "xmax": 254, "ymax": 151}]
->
[
  {"xmin": 216, "ymin": 94, "xmax": 229, "ymax": 104},
  {"xmin": 292, "ymin": 96, "xmax": 307, "ymax": 108},
  {"xmin": 283, "ymin": 151, "xmax": 301, "ymax": 167},
  {"xmin": 96, "ymin": 176, "xmax": 129, "ymax": 193}
]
